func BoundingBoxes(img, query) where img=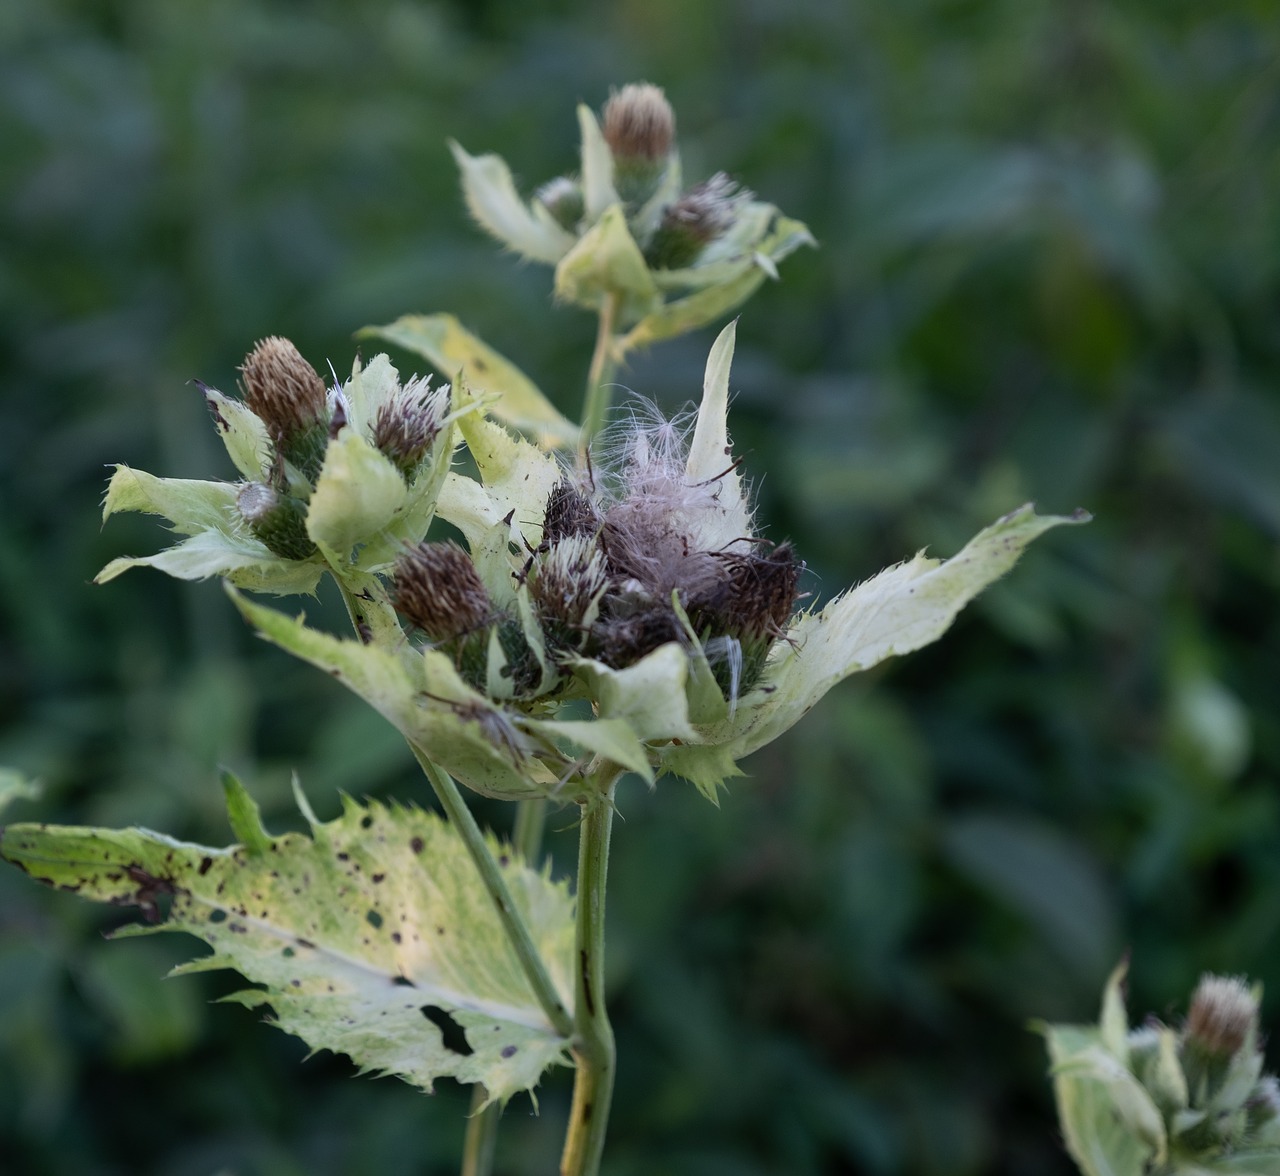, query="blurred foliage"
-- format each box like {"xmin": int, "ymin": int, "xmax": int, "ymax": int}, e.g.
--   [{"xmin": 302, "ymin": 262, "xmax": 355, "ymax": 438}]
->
[{"xmin": 2, "ymin": 0, "xmax": 1279, "ymax": 1173}]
